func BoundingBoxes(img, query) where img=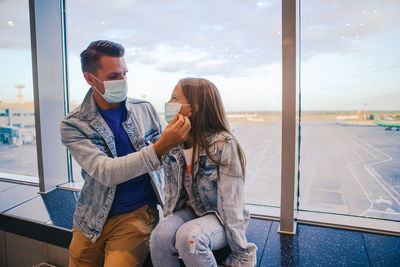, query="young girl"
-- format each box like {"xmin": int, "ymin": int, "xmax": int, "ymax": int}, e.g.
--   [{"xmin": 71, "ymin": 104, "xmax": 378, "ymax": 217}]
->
[{"xmin": 150, "ymin": 78, "xmax": 257, "ymax": 267}]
